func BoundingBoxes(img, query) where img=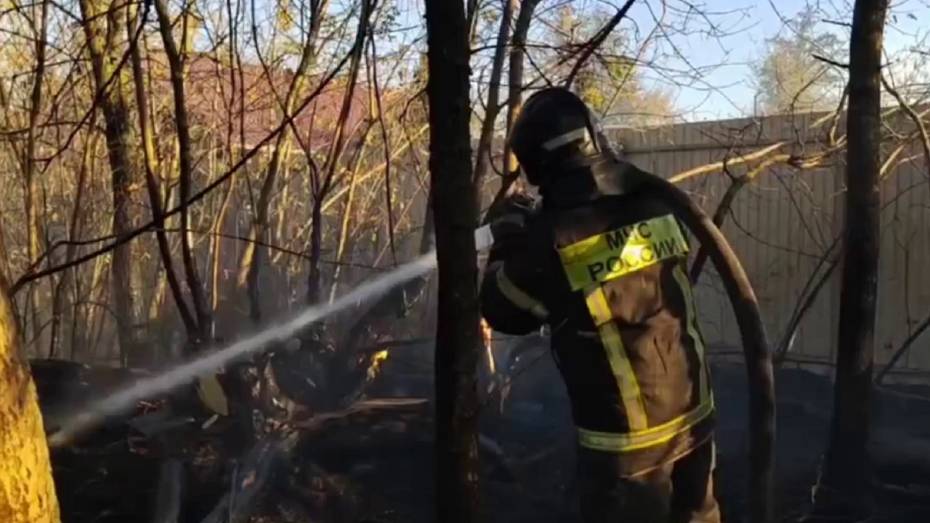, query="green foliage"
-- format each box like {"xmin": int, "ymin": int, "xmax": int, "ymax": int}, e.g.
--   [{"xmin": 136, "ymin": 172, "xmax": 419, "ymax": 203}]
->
[{"xmin": 754, "ymin": 6, "xmax": 845, "ymax": 114}]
